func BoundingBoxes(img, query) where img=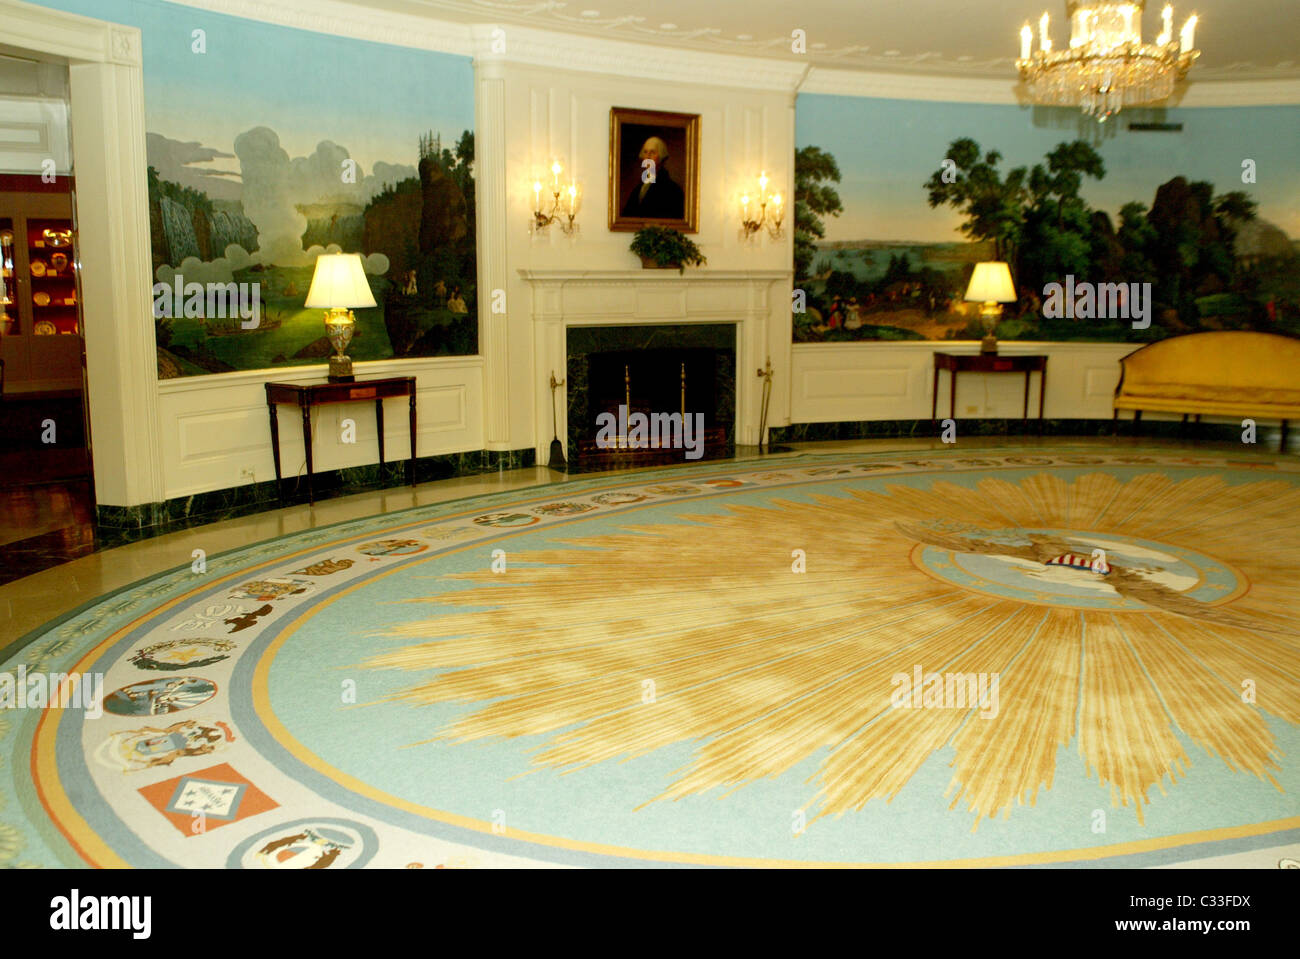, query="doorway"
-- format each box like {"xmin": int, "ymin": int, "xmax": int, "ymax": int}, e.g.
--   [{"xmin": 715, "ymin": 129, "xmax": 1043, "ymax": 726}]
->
[{"xmin": 0, "ymin": 51, "xmax": 96, "ymax": 582}]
